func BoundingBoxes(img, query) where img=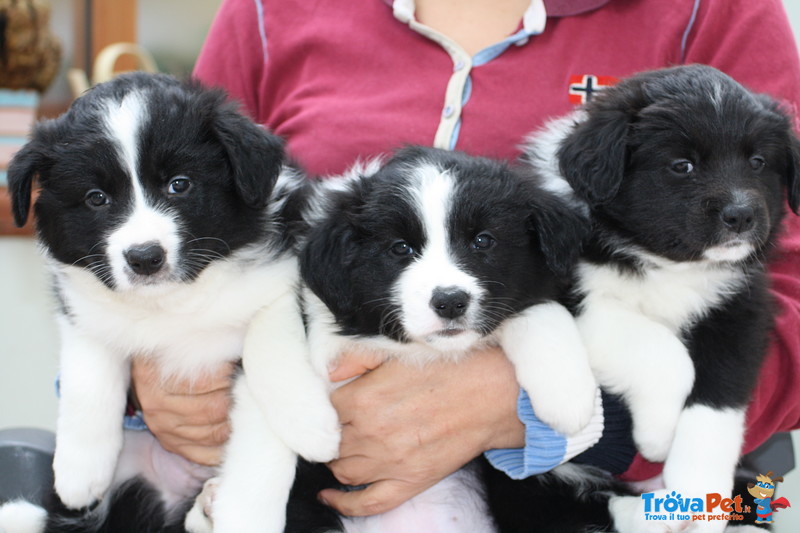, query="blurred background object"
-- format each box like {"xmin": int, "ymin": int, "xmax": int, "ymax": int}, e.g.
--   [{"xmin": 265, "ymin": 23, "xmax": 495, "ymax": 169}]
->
[
  {"xmin": 0, "ymin": 0, "xmax": 62, "ymax": 92},
  {"xmin": 0, "ymin": 0, "xmax": 61, "ymax": 236}
]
